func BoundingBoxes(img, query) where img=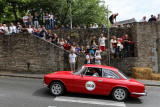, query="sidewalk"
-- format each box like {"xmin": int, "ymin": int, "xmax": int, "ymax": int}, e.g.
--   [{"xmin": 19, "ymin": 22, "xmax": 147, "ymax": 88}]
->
[
  {"xmin": 0, "ymin": 72, "xmax": 44, "ymax": 79},
  {"xmin": 0, "ymin": 72, "xmax": 160, "ymax": 86}
]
